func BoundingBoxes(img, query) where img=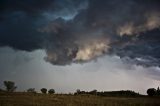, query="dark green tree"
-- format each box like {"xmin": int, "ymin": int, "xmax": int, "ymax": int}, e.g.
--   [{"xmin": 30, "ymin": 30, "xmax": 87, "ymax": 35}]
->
[
  {"xmin": 48, "ymin": 89, "xmax": 55, "ymax": 94},
  {"xmin": 41, "ymin": 88, "xmax": 47, "ymax": 94},
  {"xmin": 147, "ymin": 88, "xmax": 156, "ymax": 96},
  {"xmin": 157, "ymin": 87, "xmax": 160, "ymax": 96},
  {"xmin": 0, "ymin": 88, "xmax": 4, "ymax": 92},
  {"xmin": 27, "ymin": 88, "xmax": 36, "ymax": 93},
  {"xmin": 89, "ymin": 89, "xmax": 97, "ymax": 95},
  {"xmin": 3, "ymin": 81, "xmax": 17, "ymax": 92},
  {"xmin": 76, "ymin": 89, "xmax": 81, "ymax": 95}
]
